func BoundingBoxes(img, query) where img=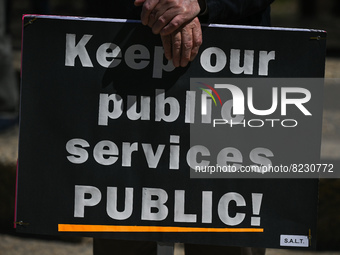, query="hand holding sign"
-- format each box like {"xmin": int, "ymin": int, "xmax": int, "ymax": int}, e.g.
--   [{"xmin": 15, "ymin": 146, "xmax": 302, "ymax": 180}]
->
[
  {"xmin": 134, "ymin": 0, "xmax": 201, "ymax": 35},
  {"xmin": 161, "ymin": 17, "xmax": 202, "ymax": 67},
  {"xmin": 135, "ymin": 0, "xmax": 203, "ymax": 67}
]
